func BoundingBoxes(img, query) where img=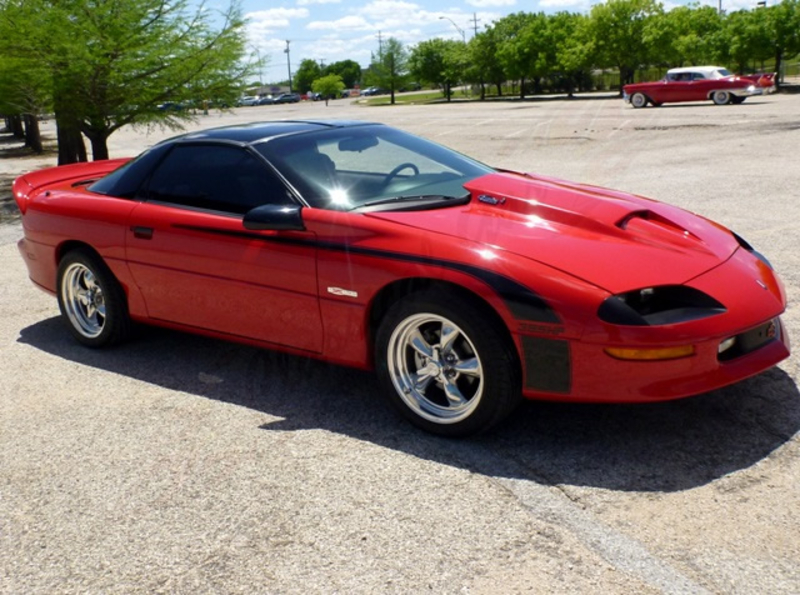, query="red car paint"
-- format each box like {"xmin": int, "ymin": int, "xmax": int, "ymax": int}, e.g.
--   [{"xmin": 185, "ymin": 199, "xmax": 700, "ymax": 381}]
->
[{"xmin": 13, "ymin": 123, "xmax": 790, "ymax": 409}]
